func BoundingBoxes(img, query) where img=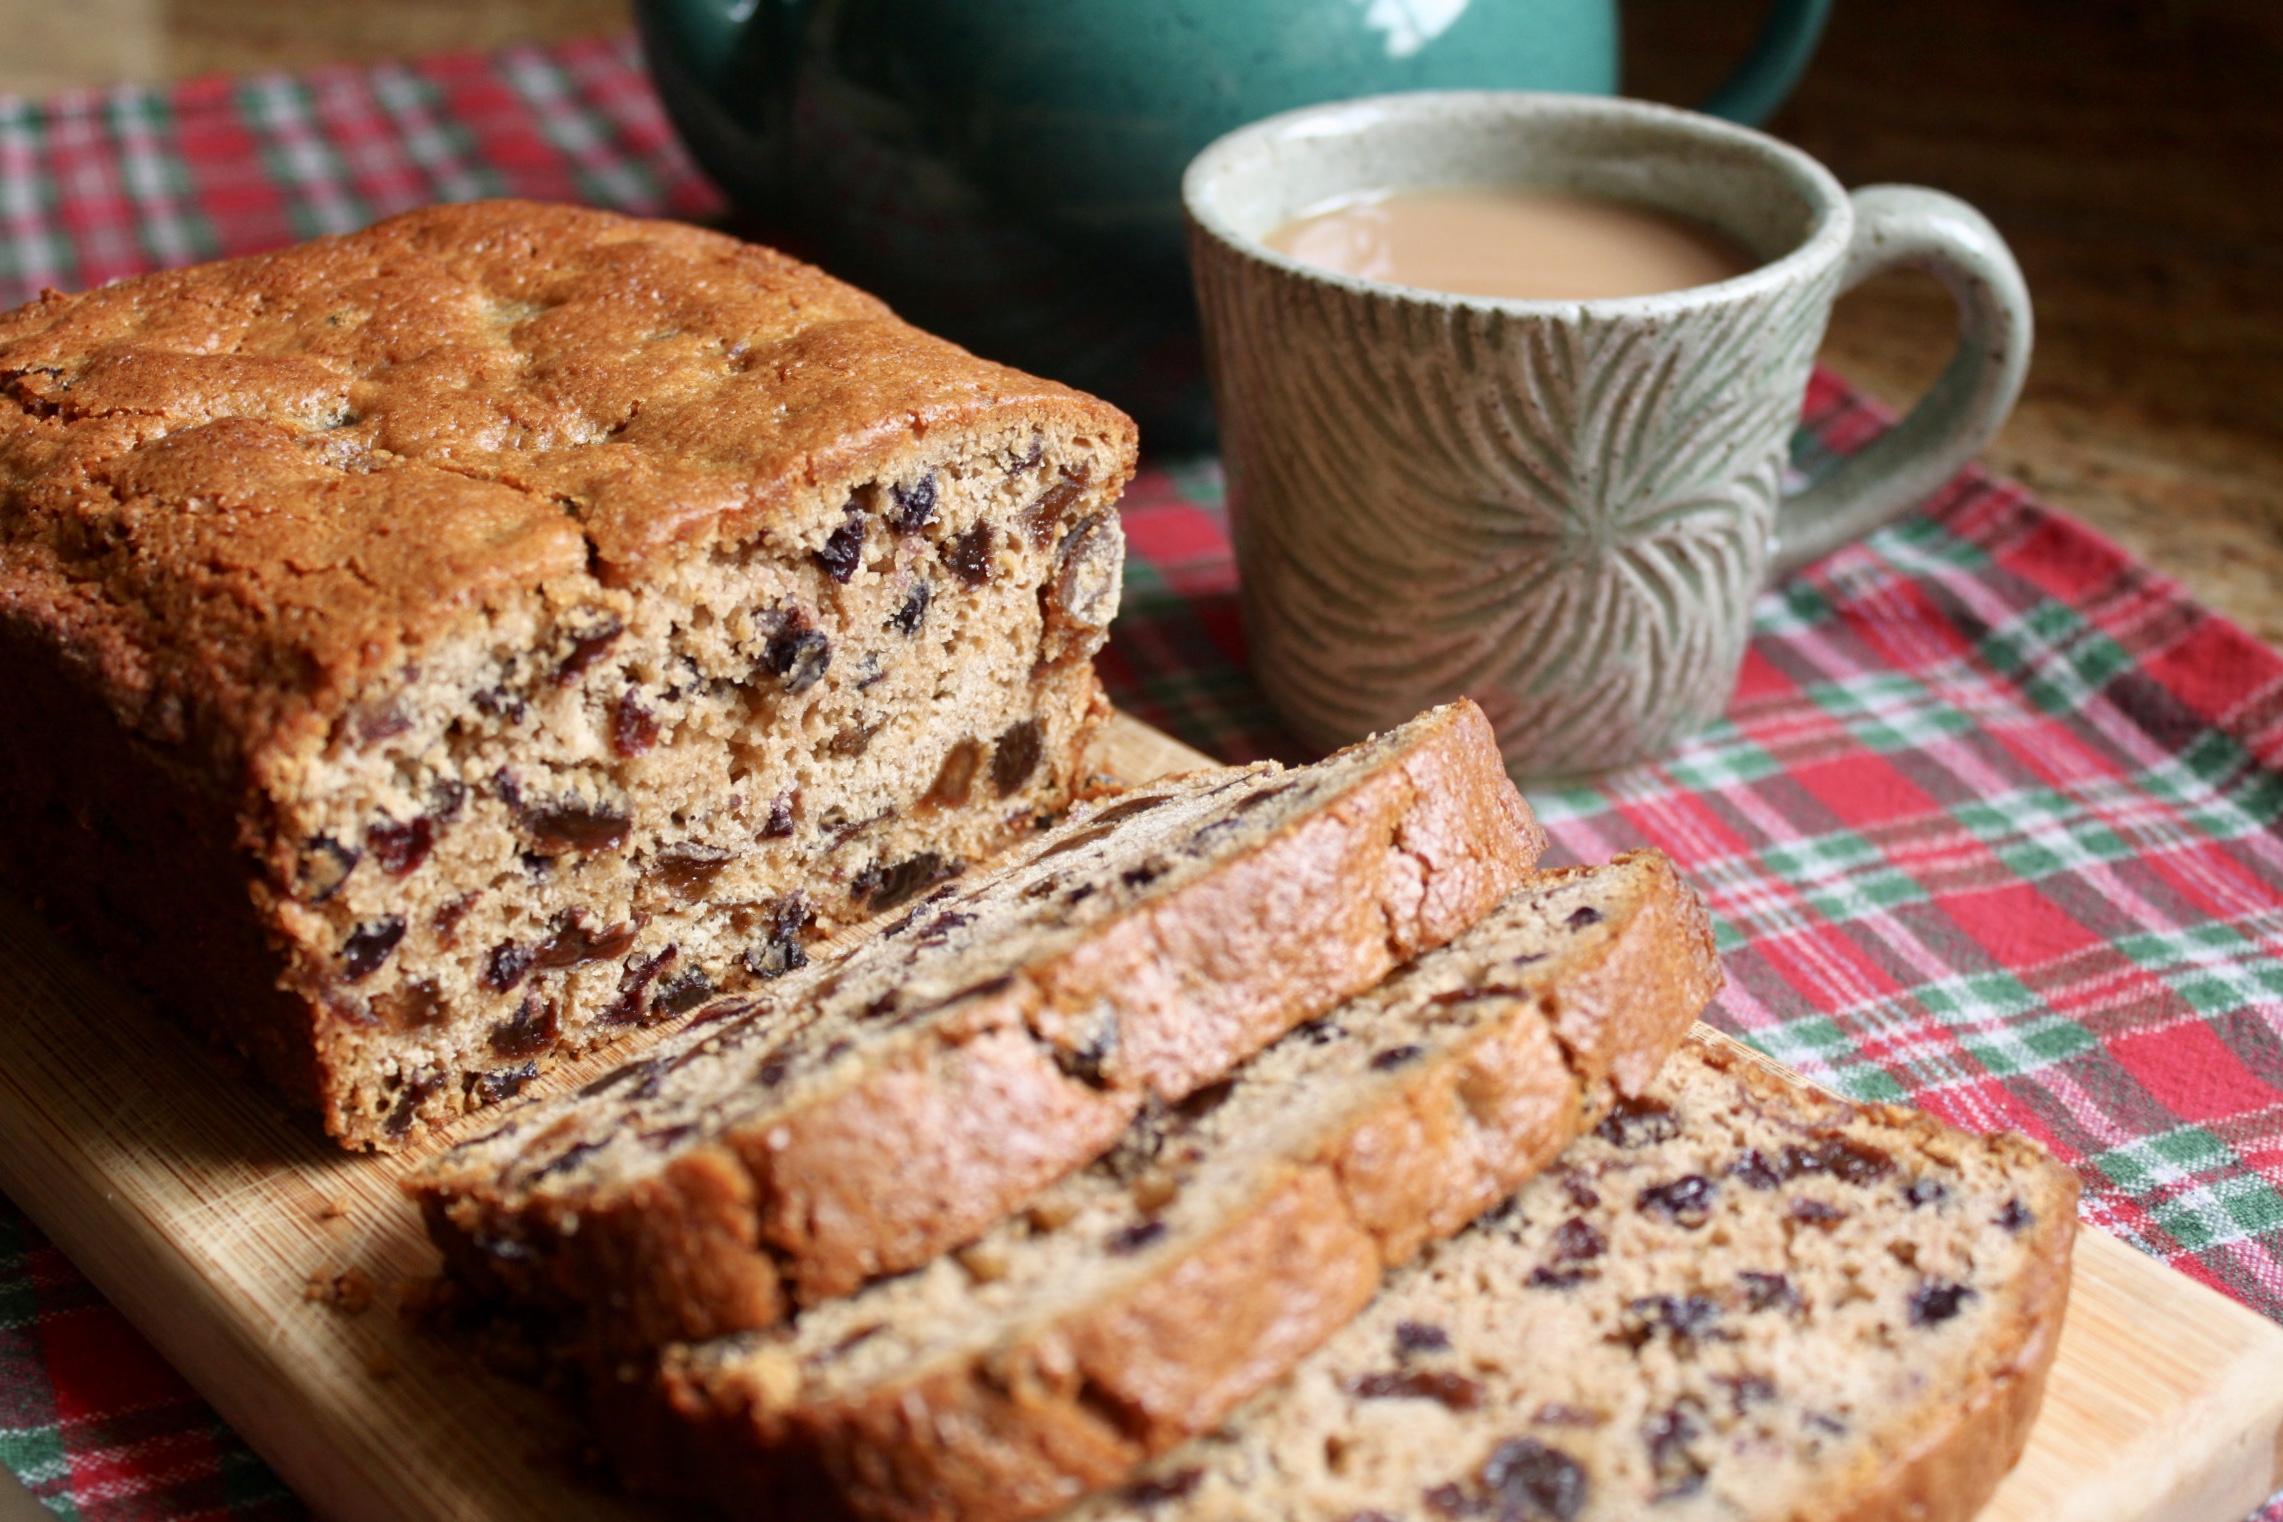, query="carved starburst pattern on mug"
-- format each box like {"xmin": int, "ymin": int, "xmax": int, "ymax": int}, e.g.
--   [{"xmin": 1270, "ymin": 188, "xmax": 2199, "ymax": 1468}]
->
[{"xmin": 1217, "ymin": 267, "xmax": 1835, "ymax": 765}]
